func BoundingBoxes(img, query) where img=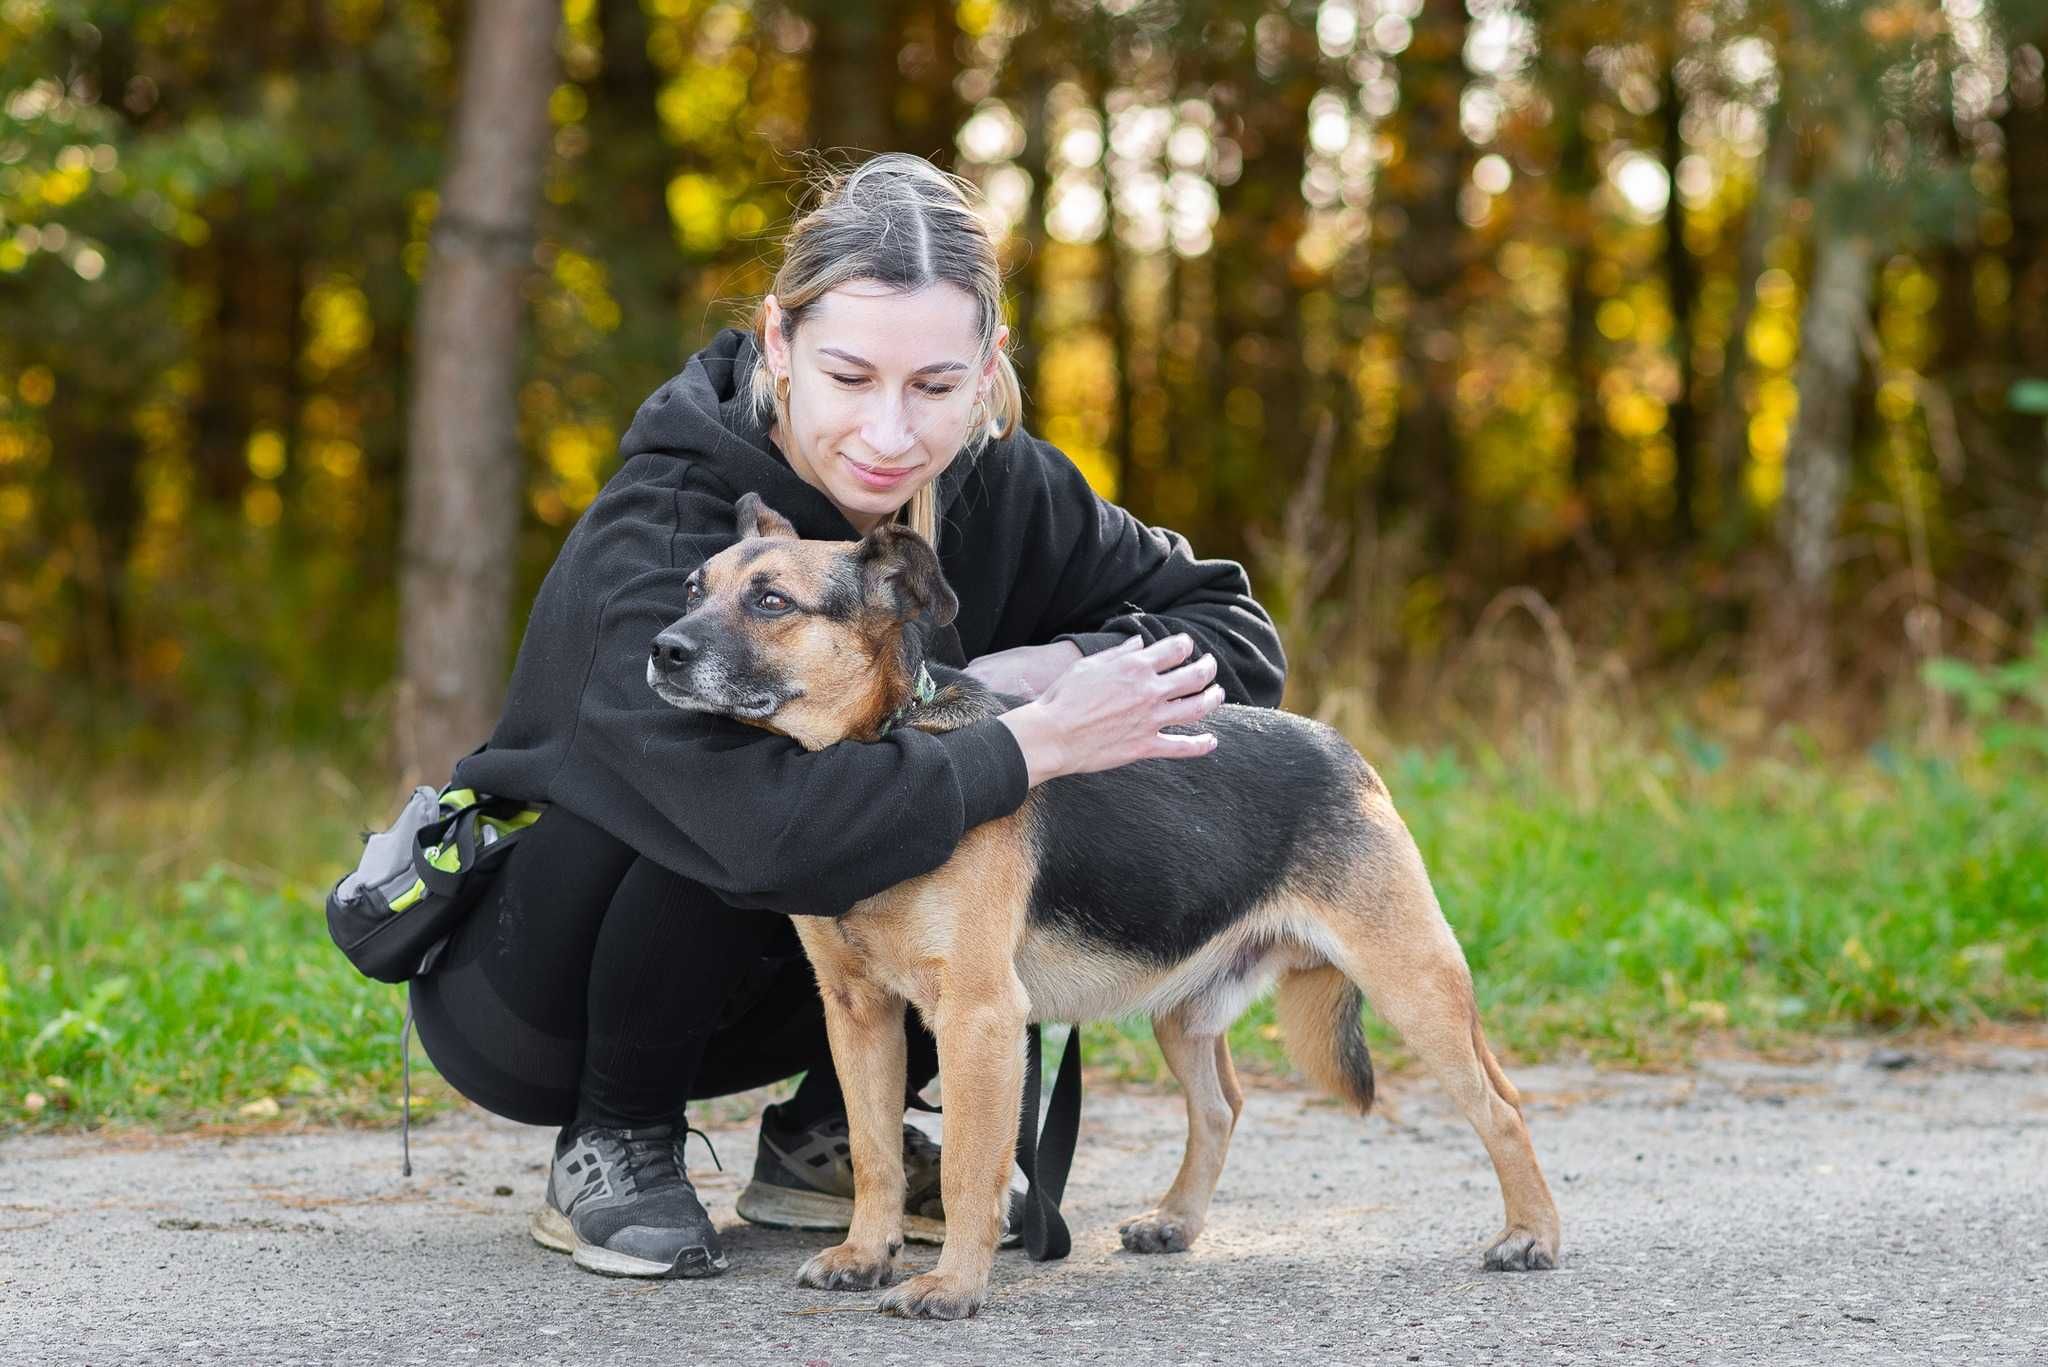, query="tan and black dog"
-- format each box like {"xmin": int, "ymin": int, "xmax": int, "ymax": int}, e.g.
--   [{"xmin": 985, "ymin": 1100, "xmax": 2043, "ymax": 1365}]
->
[{"xmin": 647, "ymin": 493, "xmax": 1561, "ymax": 1320}]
